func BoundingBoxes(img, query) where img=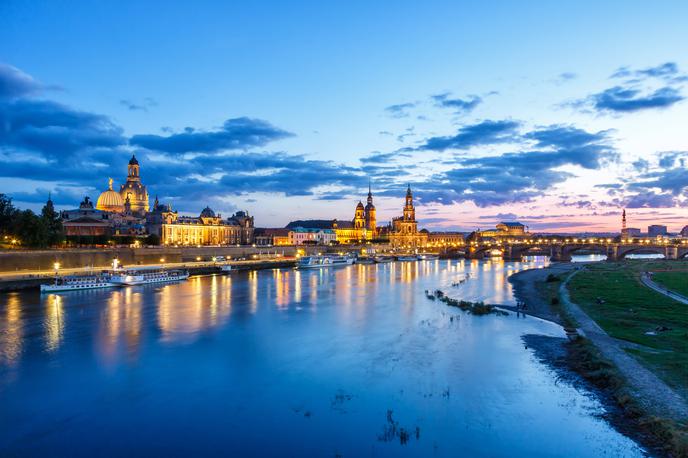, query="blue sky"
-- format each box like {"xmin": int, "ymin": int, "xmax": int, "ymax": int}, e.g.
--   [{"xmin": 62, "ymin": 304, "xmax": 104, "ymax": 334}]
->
[{"xmin": 1, "ymin": 1, "xmax": 687, "ymax": 231}]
